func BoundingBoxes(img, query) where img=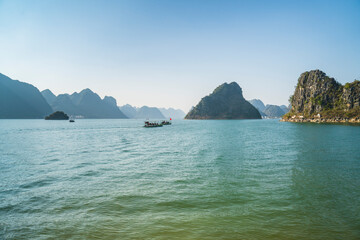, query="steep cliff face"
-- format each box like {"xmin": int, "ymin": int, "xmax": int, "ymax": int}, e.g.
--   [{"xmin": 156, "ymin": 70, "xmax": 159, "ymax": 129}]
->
[
  {"xmin": 290, "ymin": 70, "xmax": 343, "ymax": 114},
  {"xmin": 185, "ymin": 82, "xmax": 261, "ymax": 119},
  {"xmin": 342, "ymin": 80, "xmax": 360, "ymax": 109},
  {"xmin": 283, "ymin": 70, "xmax": 360, "ymax": 122}
]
